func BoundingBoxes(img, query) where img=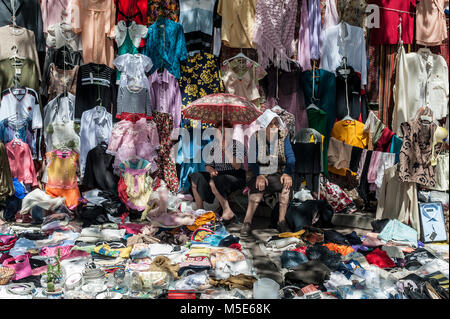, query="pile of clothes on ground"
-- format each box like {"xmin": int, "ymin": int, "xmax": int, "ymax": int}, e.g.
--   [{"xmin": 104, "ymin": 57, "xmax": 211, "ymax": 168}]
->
[{"xmin": 0, "ymin": 186, "xmax": 449, "ymax": 299}]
